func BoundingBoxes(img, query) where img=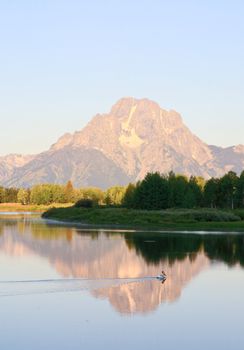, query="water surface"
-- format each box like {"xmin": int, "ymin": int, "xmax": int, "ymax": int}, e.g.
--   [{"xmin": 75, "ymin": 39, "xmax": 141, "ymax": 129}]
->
[{"xmin": 0, "ymin": 213, "xmax": 243, "ymax": 349}]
